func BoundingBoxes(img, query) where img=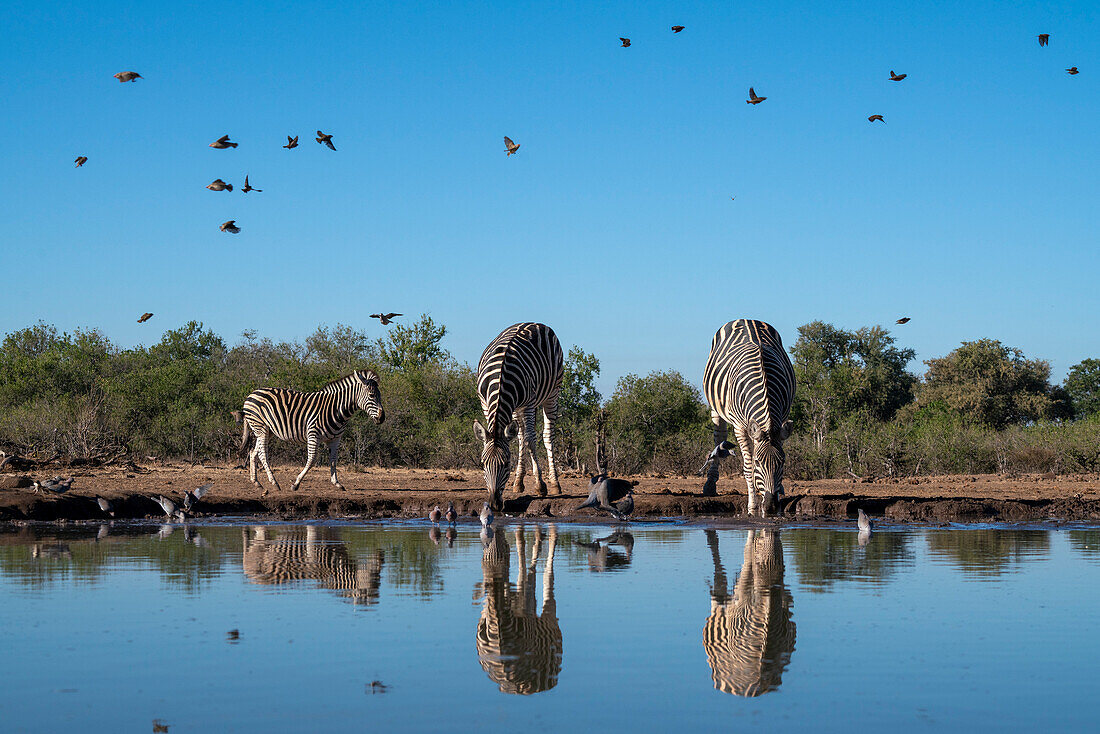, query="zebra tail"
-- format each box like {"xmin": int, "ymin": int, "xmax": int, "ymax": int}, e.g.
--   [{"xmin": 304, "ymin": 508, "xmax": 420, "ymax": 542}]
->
[{"xmin": 237, "ymin": 414, "xmax": 252, "ymax": 458}]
